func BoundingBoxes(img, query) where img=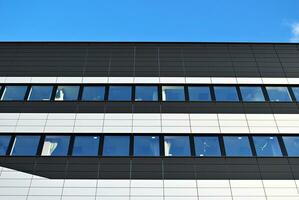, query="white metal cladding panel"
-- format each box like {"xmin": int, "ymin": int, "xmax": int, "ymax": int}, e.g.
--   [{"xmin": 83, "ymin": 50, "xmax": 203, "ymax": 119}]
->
[
  {"xmin": 0, "ymin": 113, "xmax": 299, "ymax": 134},
  {"xmin": 1, "ymin": 76, "xmax": 299, "ymax": 84},
  {"xmin": 0, "ymin": 167, "xmax": 299, "ymax": 199}
]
